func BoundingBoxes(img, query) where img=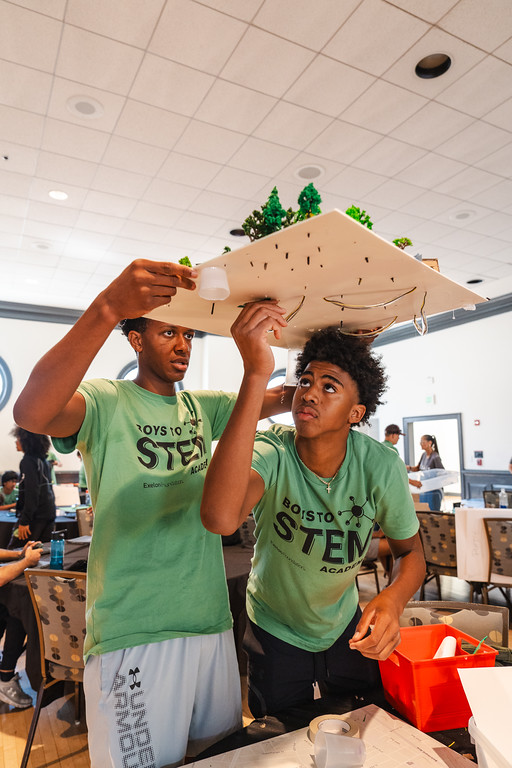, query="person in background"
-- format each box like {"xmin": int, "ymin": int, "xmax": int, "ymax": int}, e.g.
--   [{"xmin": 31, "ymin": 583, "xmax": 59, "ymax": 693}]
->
[
  {"xmin": 0, "ymin": 542, "xmax": 43, "ymax": 708},
  {"xmin": 46, "ymin": 449, "xmax": 62, "ymax": 484},
  {"xmin": 0, "ymin": 471, "xmax": 18, "ymax": 510},
  {"xmin": 201, "ymin": 320, "xmax": 425, "ymax": 718},
  {"xmin": 382, "ymin": 425, "xmax": 422, "ymax": 490},
  {"xmin": 407, "ymin": 434, "xmax": 444, "ymax": 511},
  {"xmin": 77, "ymin": 450, "xmax": 88, "ymax": 503},
  {"xmin": 9, "ymin": 427, "xmax": 56, "ymax": 546},
  {"xmin": 12, "ymin": 258, "xmax": 293, "ymax": 768}
]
